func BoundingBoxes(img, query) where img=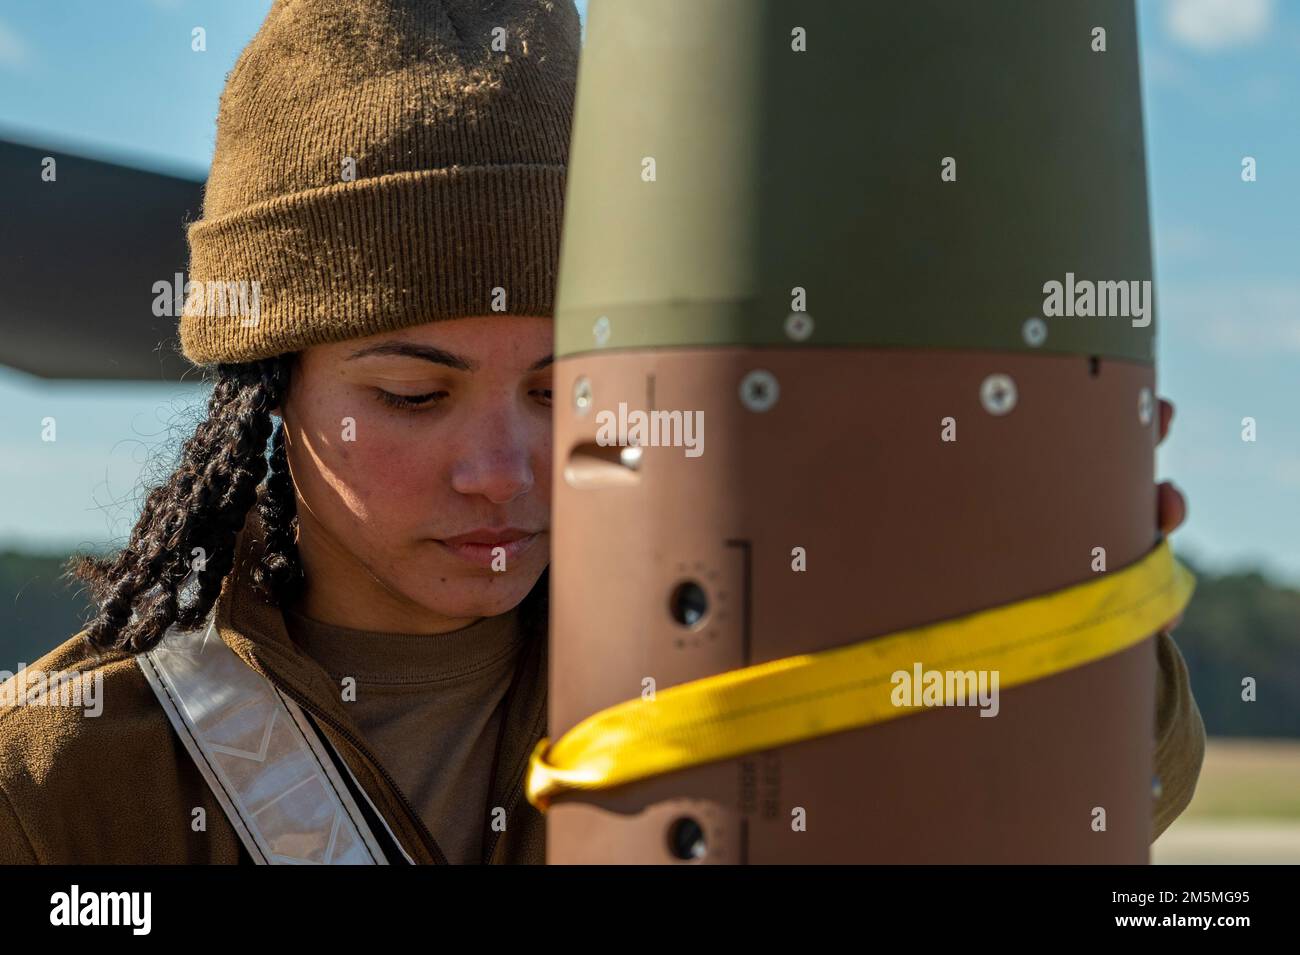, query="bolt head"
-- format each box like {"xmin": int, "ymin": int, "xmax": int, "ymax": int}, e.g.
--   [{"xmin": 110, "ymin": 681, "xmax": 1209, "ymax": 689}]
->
[
  {"xmin": 573, "ymin": 376, "xmax": 592, "ymax": 415},
  {"xmin": 740, "ymin": 369, "xmax": 779, "ymax": 412},
  {"xmin": 1022, "ymin": 317, "xmax": 1047, "ymax": 347},
  {"xmin": 593, "ymin": 315, "xmax": 611, "ymax": 347},
  {"xmin": 1138, "ymin": 387, "xmax": 1154, "ymax": 426},
  {"xmin": 980, "ymin": 373, "xmax": 1017, "ymax": 415},
  {"xmin": 784, "ymin": 312, "xmax": 814, "ymax": 341}
]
